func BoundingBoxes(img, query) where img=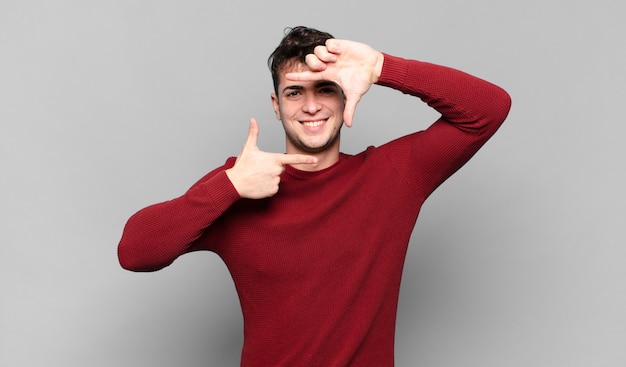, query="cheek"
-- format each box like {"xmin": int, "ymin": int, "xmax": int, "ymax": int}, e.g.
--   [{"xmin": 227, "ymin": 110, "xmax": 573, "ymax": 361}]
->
[
  {"xmin": 330, "ymin": 94, "xmax": 345, "ymax": 108},
  {"xmin": 331, "ymin": 98, "xmax": 345, "ymax": 113},
  {"xmin": 279, "ymin": 102, "xmax": 298, "ymax": 119}
]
